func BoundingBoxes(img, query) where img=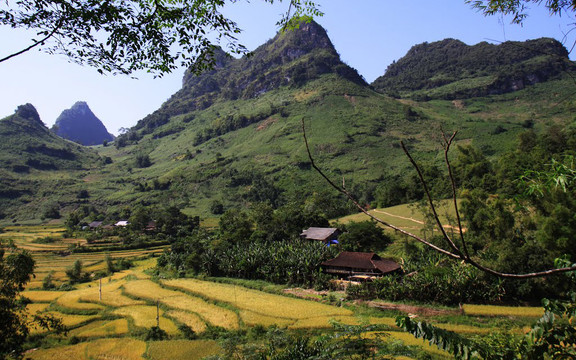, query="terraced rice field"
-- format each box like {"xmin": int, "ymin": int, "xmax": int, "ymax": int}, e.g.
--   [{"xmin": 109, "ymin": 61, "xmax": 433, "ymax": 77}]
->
[
  {"xmin": 146, "ymin": 340, "xmax": 221, "ymax": 360},
  {"xmin": 6, "ymin": 225, "xmax": 548, "ymax": 359},
  {"xmin": 463, "ymin": 304, "xmax": 544, "ymax": 317}
]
